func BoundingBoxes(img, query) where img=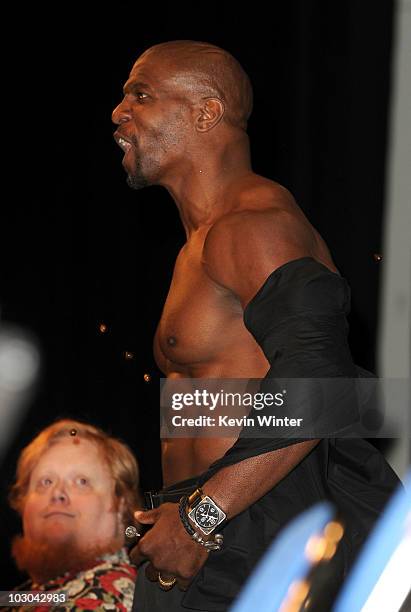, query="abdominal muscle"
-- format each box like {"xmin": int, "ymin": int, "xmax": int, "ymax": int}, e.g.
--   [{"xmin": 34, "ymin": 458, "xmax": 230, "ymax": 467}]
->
[{"xmin": 161, "ymin": 357, "xmax": 269, "ymax": 487}]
